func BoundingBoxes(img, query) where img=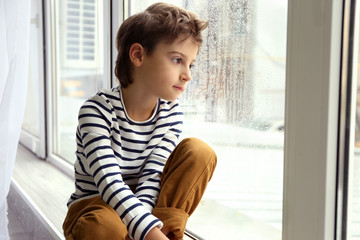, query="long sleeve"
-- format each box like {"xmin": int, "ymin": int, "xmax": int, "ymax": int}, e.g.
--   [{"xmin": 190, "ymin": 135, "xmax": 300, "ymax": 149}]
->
[
  {"xmin": 135, "ymin": 122, "xmax": 182, "ymax": 211},
  {"xmin": 77, "ymin": 96, "xmax": 162, "ymax": 240}
]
